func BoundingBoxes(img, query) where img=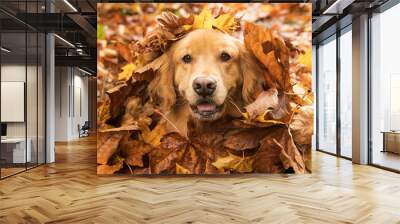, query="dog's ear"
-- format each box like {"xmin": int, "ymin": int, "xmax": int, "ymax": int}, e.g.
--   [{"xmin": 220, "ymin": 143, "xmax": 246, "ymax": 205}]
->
[
  {"xmin": 239, "ymin": 43, "xmax": 265, "ymax": 104},
  {"xmin": 147, "ymin": 53, "xmax": 176, "ymax": 111}
]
